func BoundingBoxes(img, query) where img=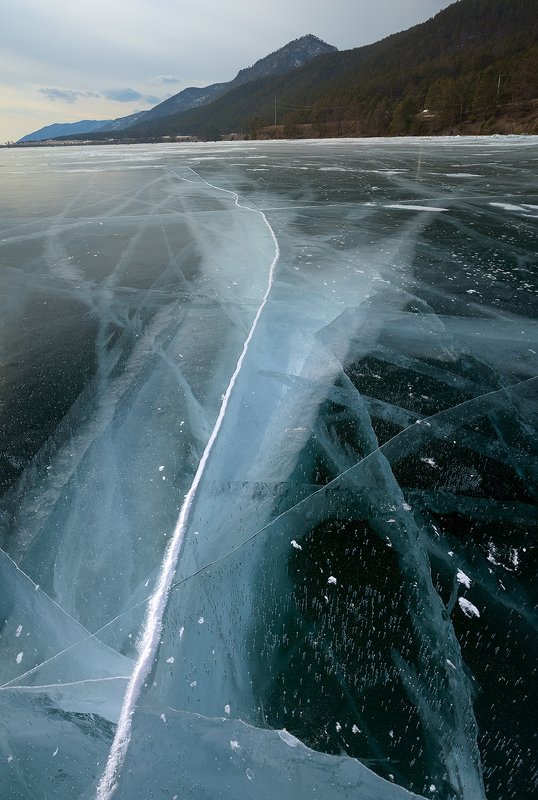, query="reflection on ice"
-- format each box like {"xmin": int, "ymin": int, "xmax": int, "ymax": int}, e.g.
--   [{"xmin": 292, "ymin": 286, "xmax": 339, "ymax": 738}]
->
[{"xmin": 0, "ymin": 137, "xmax": 537, "ymax": 800}]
